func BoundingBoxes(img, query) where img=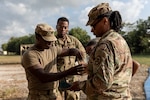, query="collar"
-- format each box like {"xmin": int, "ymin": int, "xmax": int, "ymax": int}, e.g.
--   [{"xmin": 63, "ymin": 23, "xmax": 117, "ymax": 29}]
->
[
  {"xmin": 100, "ymin": 29, "xmax": 114, "ymax": 40},
  {"xmin": 57, "ymin": 34, "xmax": 72, "ymax": 45}
]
